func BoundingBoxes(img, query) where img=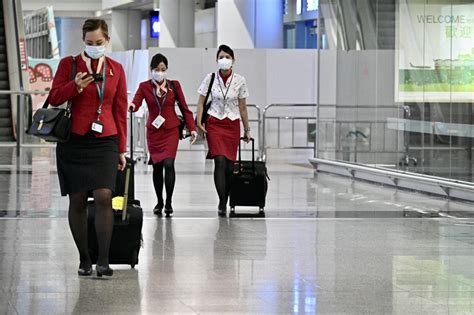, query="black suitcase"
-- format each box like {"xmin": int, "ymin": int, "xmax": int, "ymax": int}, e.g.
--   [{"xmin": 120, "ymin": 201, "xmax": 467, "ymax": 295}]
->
[
  {"xmin": 229, "ymin": 138, "xmax": 268, "ymax": 218},
  {"xmin": 87, "ymin": 110, "xmax": 143, "ymax": 268},
  {"xmin": 87, "ymin": 161, "xmax": 143, "ymax": 268}
]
